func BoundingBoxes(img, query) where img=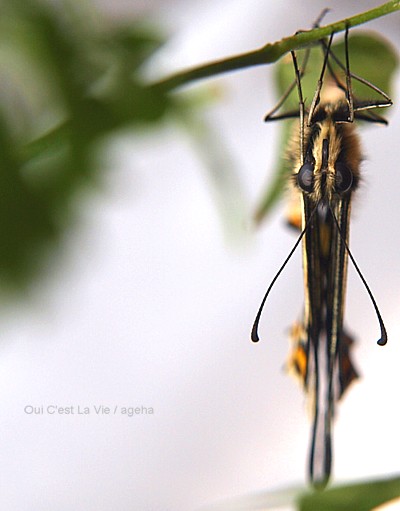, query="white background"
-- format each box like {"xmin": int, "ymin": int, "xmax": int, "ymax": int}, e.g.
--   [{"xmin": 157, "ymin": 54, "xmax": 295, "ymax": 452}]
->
[{"xmin": 1, "ymin": 1, "xmax": 400, "ymax": 510}]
